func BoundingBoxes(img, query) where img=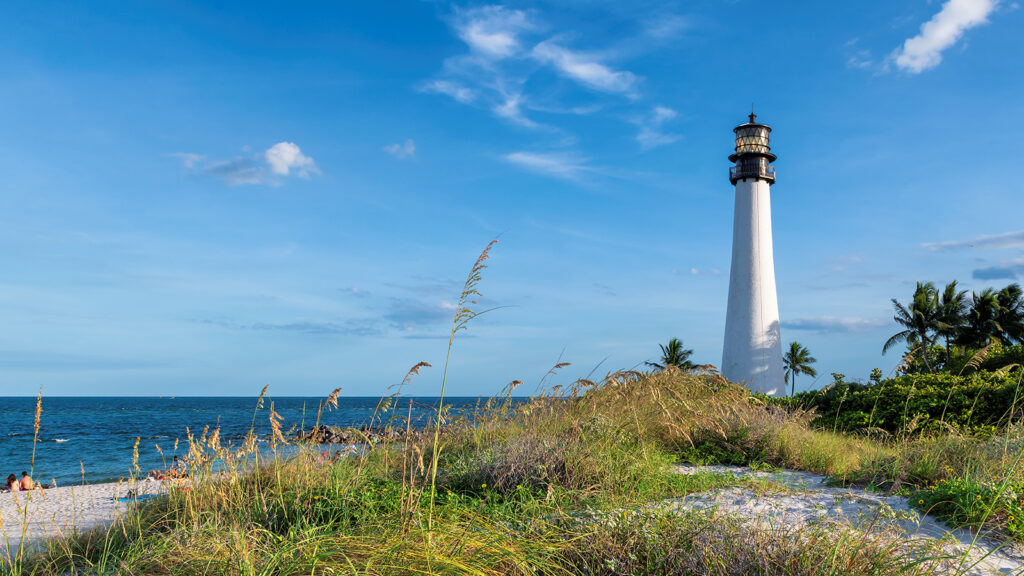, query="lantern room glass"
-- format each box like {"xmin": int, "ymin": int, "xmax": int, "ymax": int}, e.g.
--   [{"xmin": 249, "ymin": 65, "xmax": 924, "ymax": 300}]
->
[{"xmin": 734, "ymin": 126, "xmax": 770, "ymax": 154}]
